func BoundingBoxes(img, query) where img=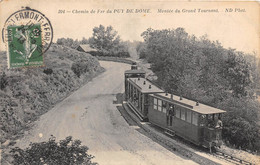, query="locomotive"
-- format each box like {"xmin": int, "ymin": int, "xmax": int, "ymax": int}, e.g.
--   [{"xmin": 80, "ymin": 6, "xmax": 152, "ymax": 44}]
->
[{"xmin": 124, "ymin": 63, "xmax": 226, "ymax": 149}]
